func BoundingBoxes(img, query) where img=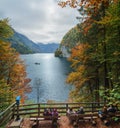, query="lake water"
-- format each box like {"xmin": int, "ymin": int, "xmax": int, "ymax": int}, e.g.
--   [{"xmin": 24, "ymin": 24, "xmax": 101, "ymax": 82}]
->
[{"xmin": 21, "ymin": 53, "xmax": 72, "ymax": 103}]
